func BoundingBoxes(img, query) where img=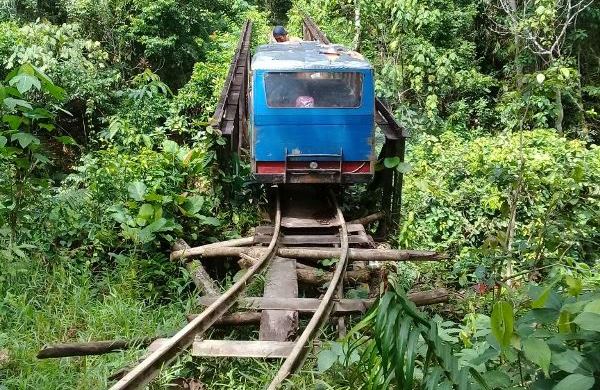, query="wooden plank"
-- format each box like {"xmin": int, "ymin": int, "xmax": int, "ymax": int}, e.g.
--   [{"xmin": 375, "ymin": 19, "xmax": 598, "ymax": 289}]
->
[
  {"xmin": 255, "ymin": 223, "xmax": 365, "ymax": 234},
  {"xmin": 259, "ymin": 257, "xmax": 298, "ymax": 341},
  {"xmin": 253, "ymin": 234, "xmax": 370, "ymax": 246},
  {"xmin": 199, "ymin": 289, "xmax": 449, "ymax": 313},
  {"xmin": 199, "ymin": 297, "xmax": 375, "ymax": 314},
  {"xmin": 171, "ymin": 245, "xmax": 443, "ymax": 262},
  {"xmin": 191, "ymin": 340, "xmax": 294, "ymax": 359}
]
